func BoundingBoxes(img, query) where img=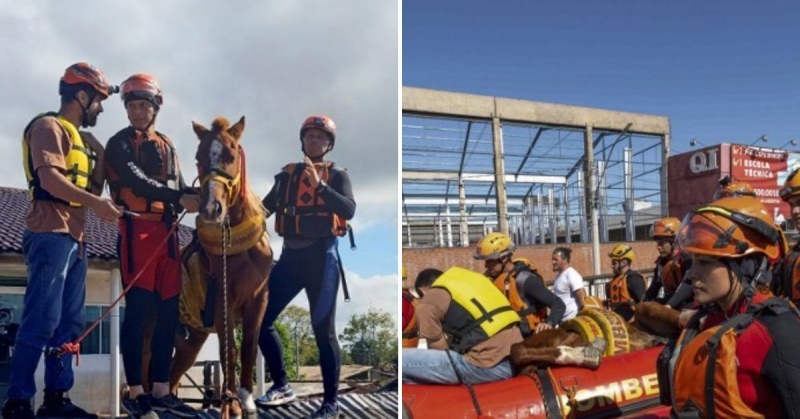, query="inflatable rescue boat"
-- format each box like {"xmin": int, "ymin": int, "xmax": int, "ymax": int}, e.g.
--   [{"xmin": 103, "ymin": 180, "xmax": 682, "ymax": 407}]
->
[{"xmin": 403, "ymin": 346, "xmax": 668, "ymax": 418}]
